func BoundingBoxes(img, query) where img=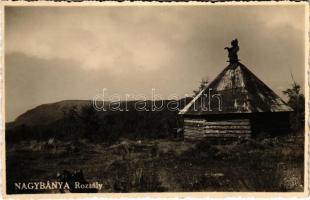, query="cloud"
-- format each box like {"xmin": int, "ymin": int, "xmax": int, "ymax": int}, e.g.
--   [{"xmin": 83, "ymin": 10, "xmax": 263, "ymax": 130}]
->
[
  {"xmin": 6, "ymin": 6, "xmax": 305, "ymax": 72},
  {"xmin": 6, "ymin": 7, "xmax": 180, "ymax": 71},
  {"xmin": 5, "ymin": 5, "xmax": 306, "ymax": 121}
]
